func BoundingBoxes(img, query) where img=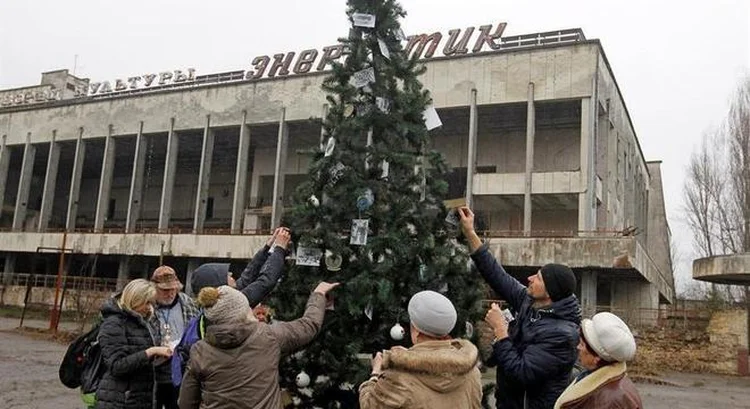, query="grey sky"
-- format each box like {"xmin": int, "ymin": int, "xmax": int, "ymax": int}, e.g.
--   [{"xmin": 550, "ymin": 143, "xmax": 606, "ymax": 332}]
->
[{"xmin": 1, "ymin": 0, "xmax": 748, "ymax": 295}]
